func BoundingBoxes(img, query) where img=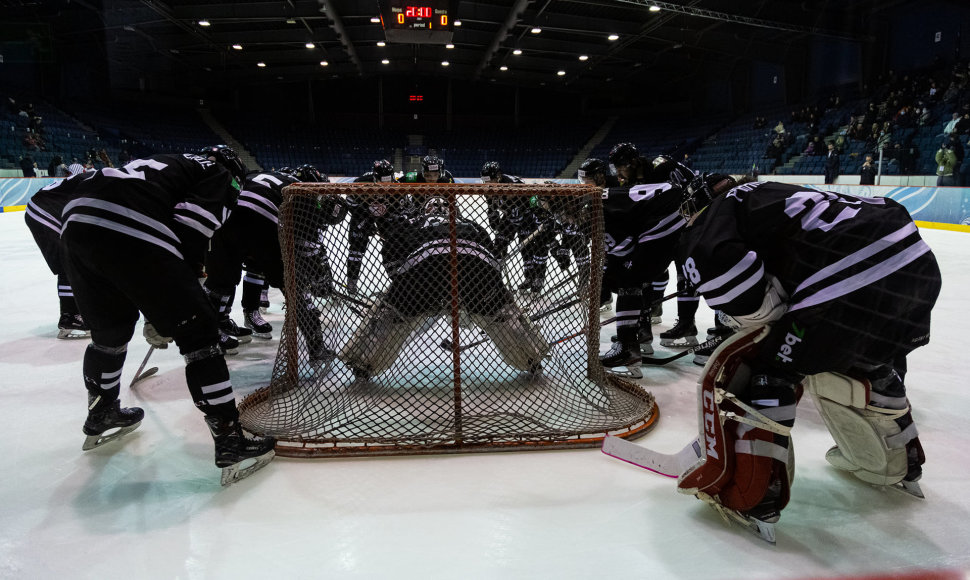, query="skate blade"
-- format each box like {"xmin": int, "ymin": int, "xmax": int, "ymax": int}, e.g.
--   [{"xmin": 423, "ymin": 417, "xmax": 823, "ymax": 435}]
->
[
  {"xmin": 650, "ymin": 316, "xmax": 662, "ymax": 325},
  {"xmin": 606, "ymin": 365, "xmax": 643, "ymax": 379},
  {"xmin": 660, "ymin": 337, "xmax": 699, "ymax": 348},
  {"xmin": 57, "ymin": 329, "xmax": 91, "ymax": 339},
  {"xmin": 717, "ymin": 505, "xmax": 777, "ymax": 544},
  {"xmin": 220, "ymin": 449, "xmax": 275, "ymax": 486},
  {"xmin": 82, "ymin": 421, "xmax": 142, "ymax": 451},
  {"xmin": 250, "ymin": 331, "xmax": 273, "ymax": 340},
  {"xmin": 889, "ymin": 479, "xmax": 925, "ymax": 498},
  {"xmin": 234, "ymin": 335, "xmax": 253, "ymax": 345}
]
